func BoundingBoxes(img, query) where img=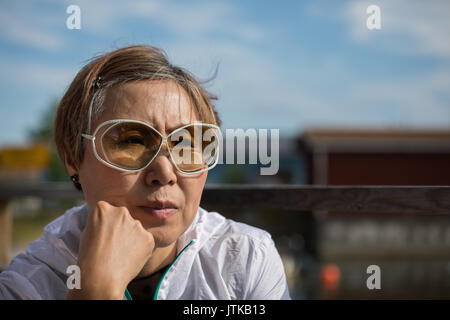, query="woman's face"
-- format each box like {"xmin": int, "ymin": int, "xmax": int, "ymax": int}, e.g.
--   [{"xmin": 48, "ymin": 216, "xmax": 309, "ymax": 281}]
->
[{"xmin": 77, "ymin": 80, "xmax": 208, "ymax": 248}]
